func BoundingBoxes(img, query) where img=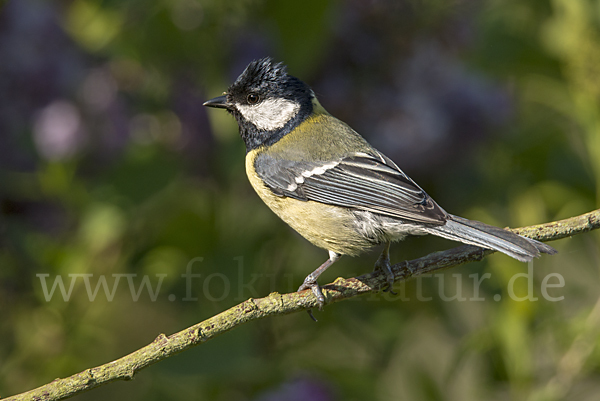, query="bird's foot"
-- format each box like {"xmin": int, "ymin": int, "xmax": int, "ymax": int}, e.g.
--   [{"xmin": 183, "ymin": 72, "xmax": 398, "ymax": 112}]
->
[
  {"xmin": 298, "ymin": 275, "xmax": 325, "ymax": 322},
  {"xmin": 374, "ymin": 256, "xmax": 397, "ymax": 295}
]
